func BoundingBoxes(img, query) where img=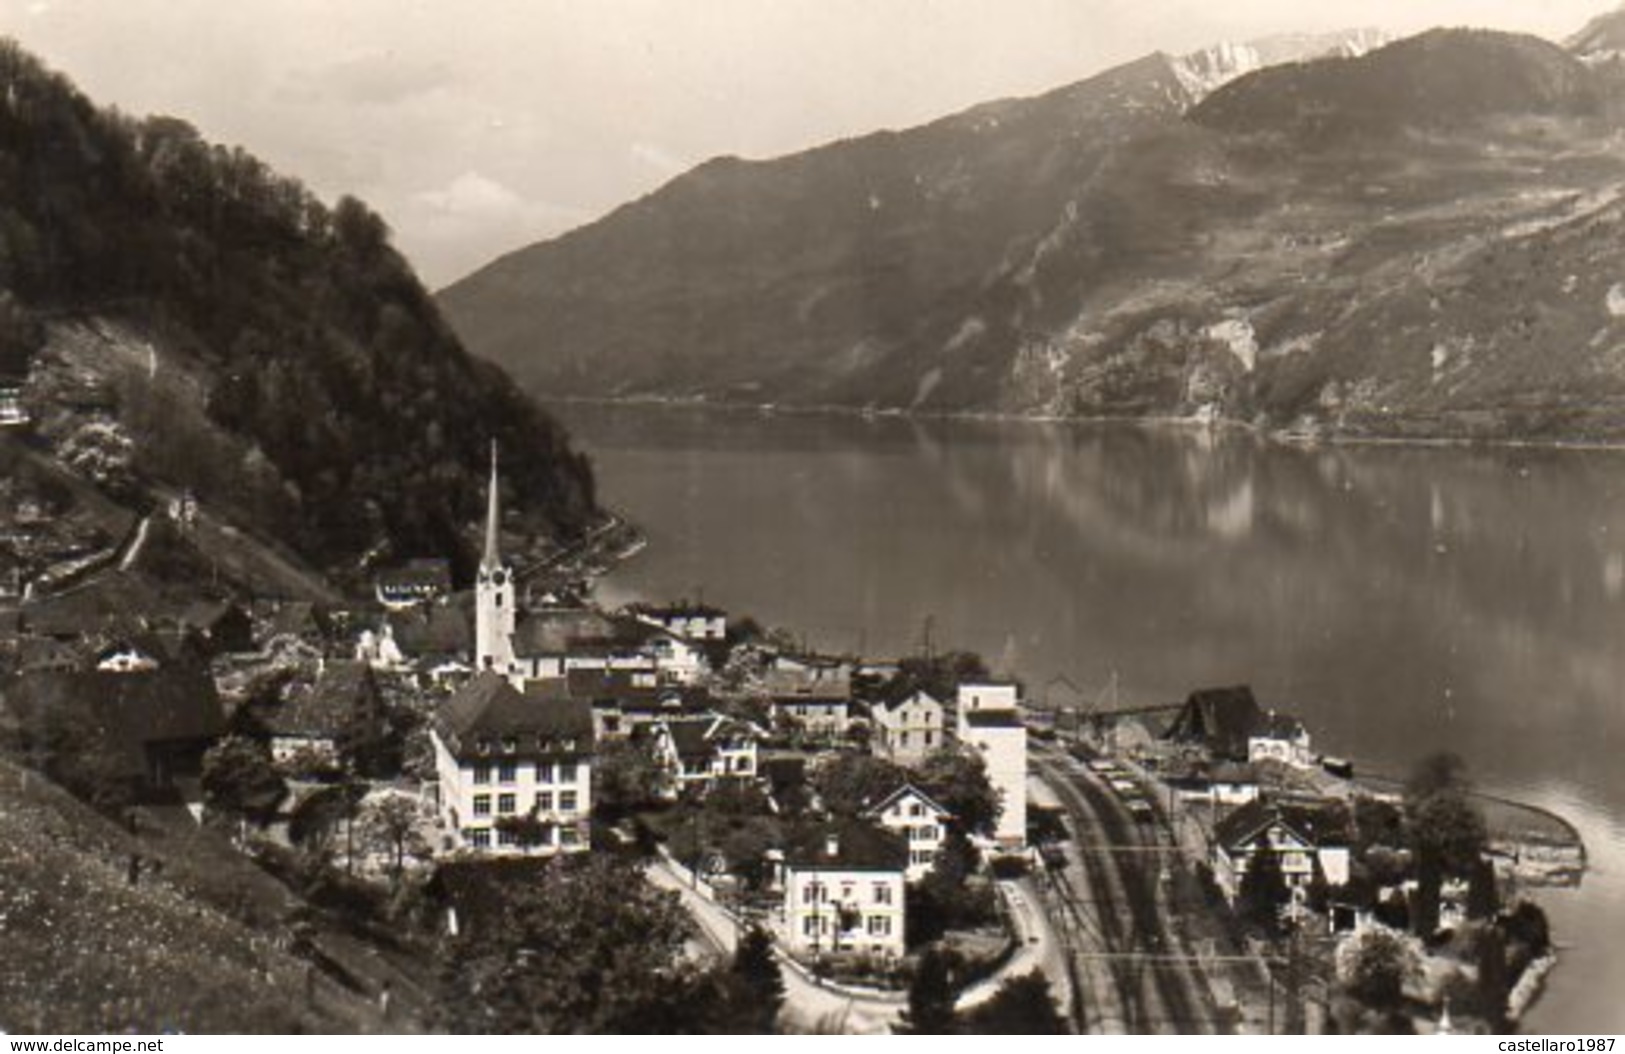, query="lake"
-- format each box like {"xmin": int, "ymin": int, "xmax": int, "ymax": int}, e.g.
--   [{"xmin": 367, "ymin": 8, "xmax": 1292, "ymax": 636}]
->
[{"xmin": 551, "ymin": 402, "xmax": 1625, "ymax": 1033}]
